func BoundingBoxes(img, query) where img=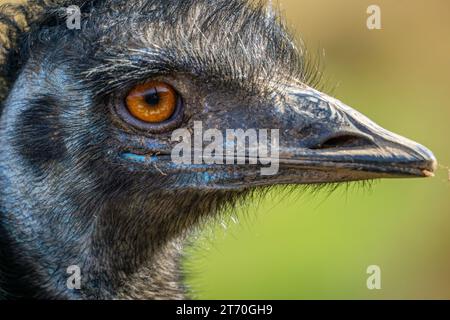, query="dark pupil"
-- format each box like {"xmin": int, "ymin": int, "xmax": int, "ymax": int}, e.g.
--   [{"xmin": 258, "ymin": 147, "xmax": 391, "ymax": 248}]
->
[{"xmin": 144, "ymin": 89, "xmax": 160, "ymax": 106}]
